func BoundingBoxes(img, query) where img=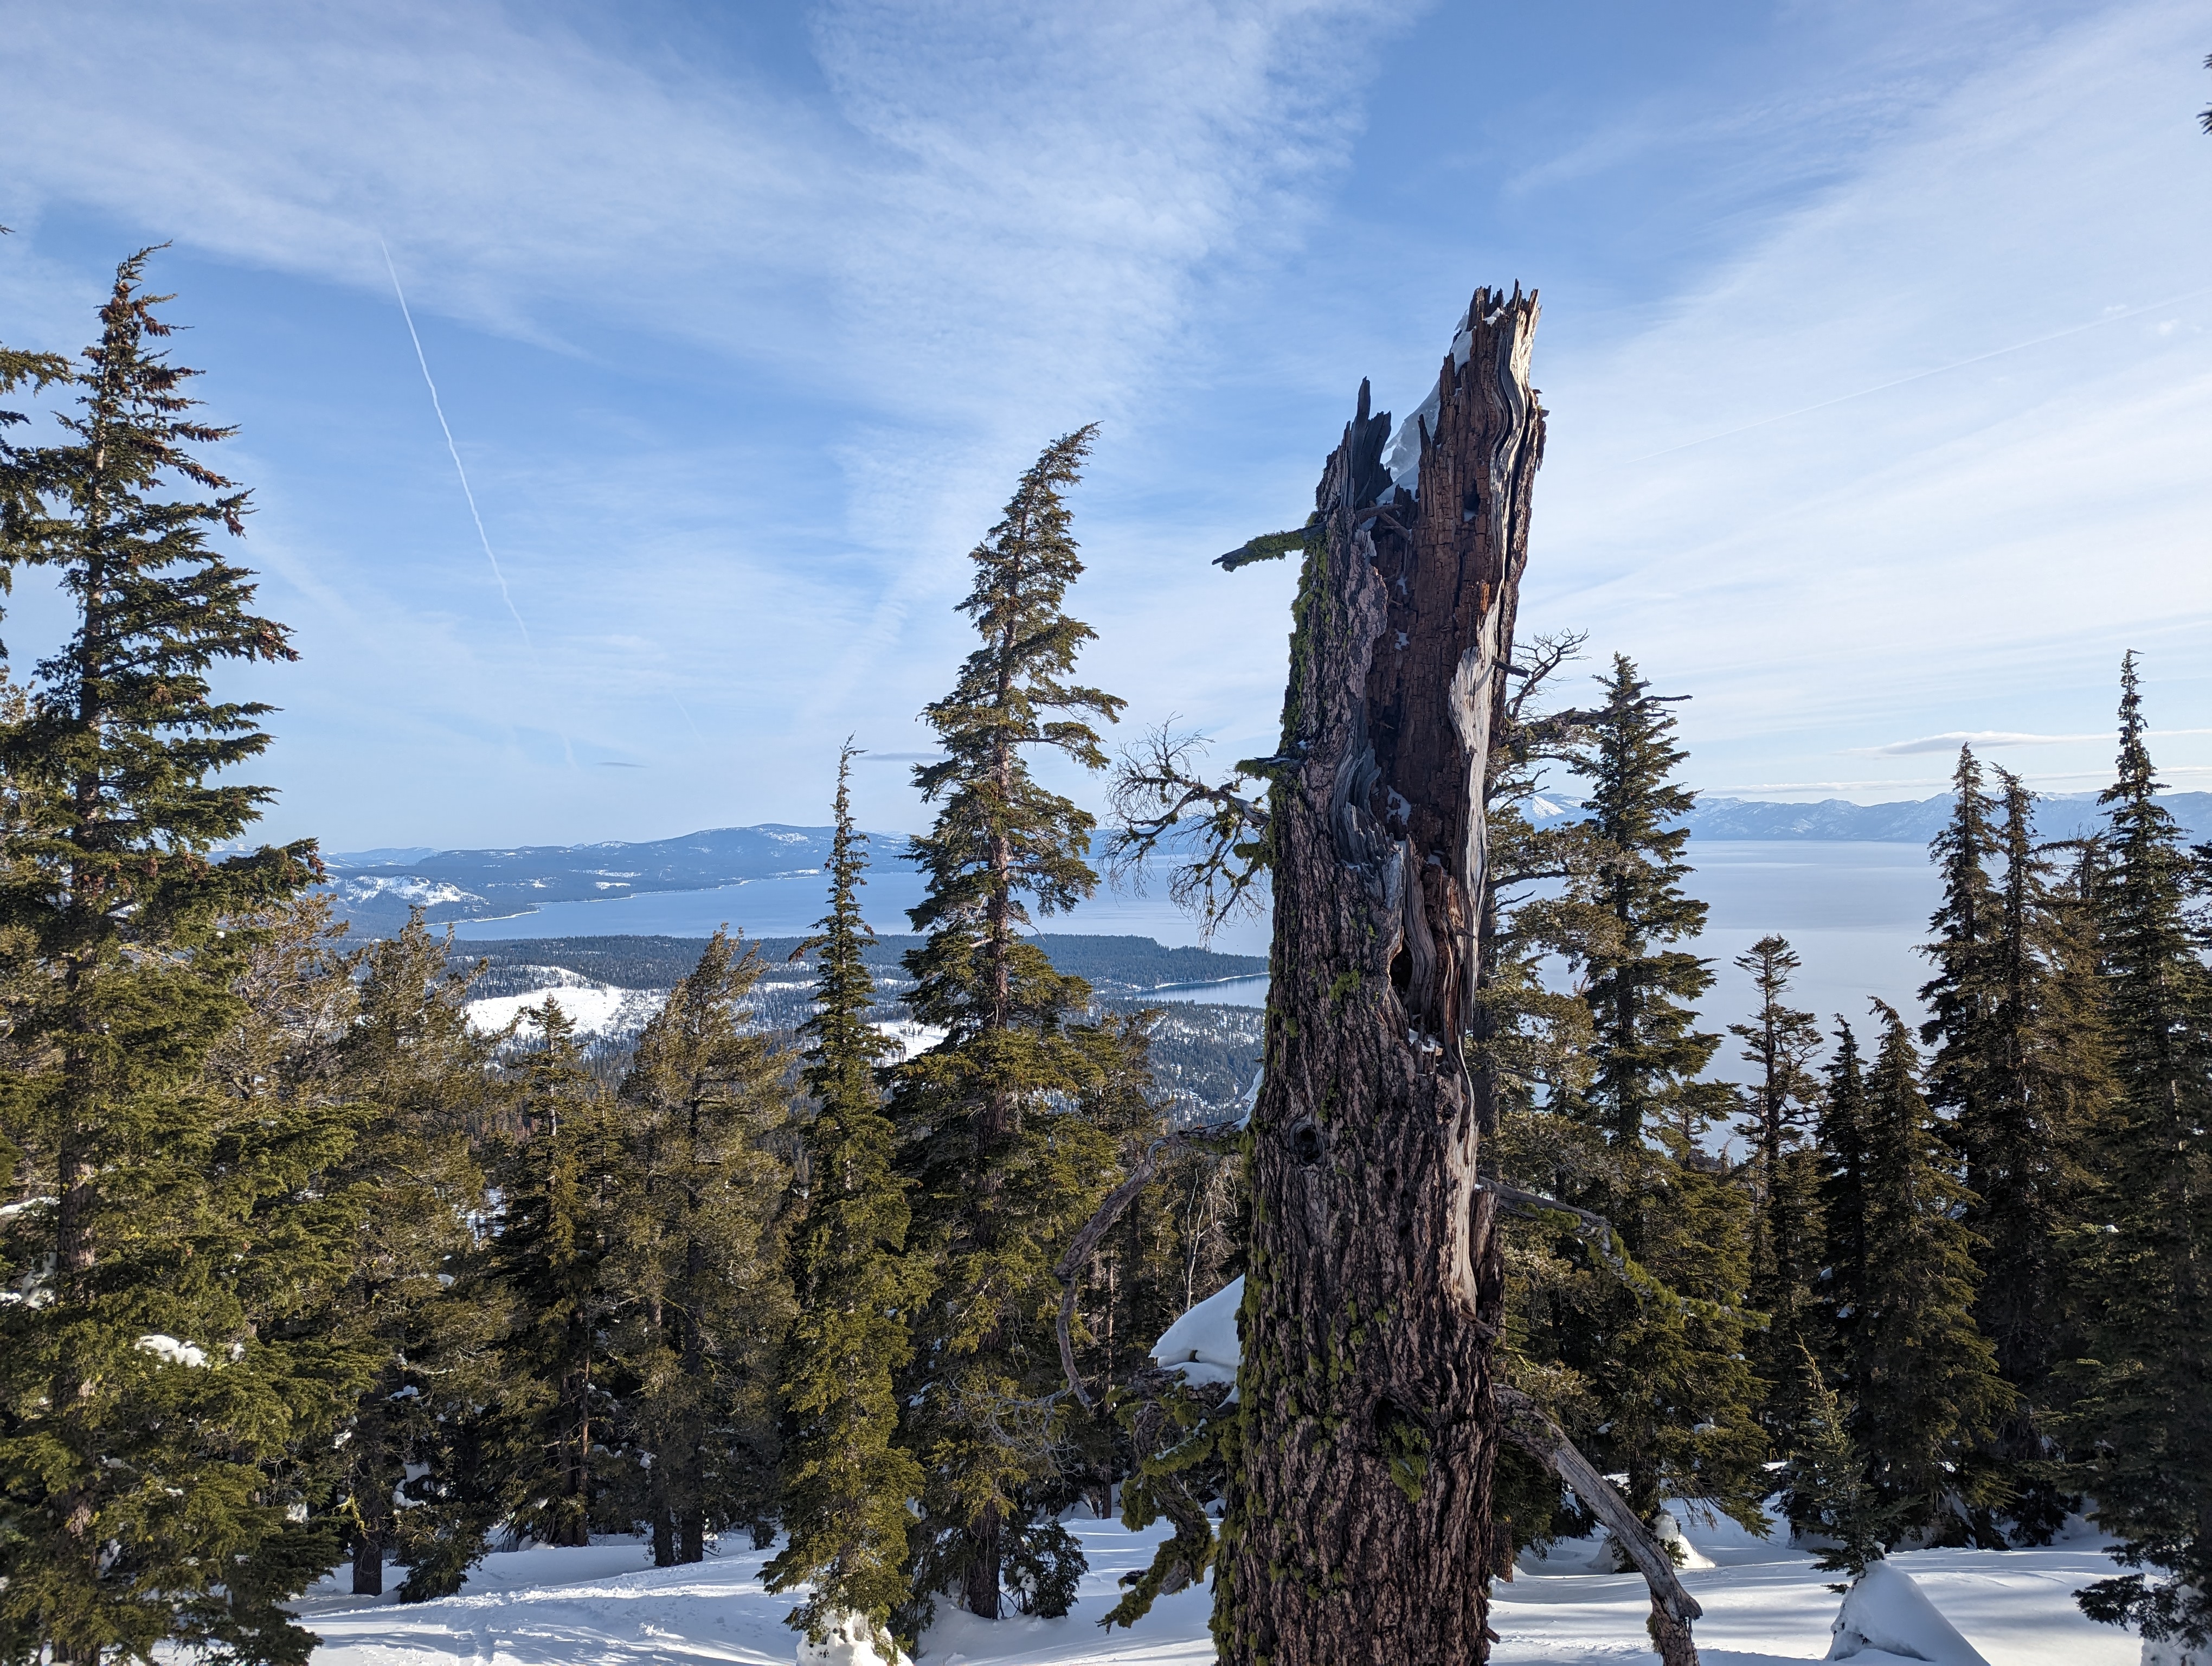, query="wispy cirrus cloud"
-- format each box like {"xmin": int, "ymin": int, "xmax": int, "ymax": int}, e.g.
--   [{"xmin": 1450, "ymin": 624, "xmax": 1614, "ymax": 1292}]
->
[
  {"xmin": 1856, "ymin": 727, "xmax": 2212, "ymax": 756},
  {"xmin": 1522, "ymin": 0, "xmax": 2212, "ymax": 795},
  {"xmin": 0, "ymin": 0, "xmax": 1409, "ymax": 843}
]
